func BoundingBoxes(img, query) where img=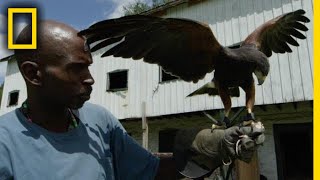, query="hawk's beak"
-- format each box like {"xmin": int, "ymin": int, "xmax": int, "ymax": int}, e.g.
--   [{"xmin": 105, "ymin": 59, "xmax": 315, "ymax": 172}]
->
[
  {"xmin": 254, "ymin": 70, "xmax": 267, "ymax": 85},
  {"xmin": 257, "ymin": 76, "xmax": 267, "ymax": 85}
]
